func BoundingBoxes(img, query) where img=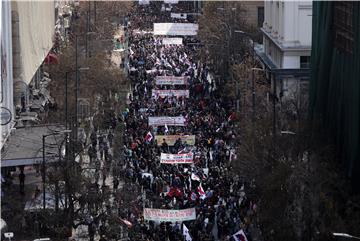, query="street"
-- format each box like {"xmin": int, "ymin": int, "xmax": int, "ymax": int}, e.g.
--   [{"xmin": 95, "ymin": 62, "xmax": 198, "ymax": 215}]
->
[{"xmin": 2, "ymin": 1, "xmax": 360, "ymax": 241}]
